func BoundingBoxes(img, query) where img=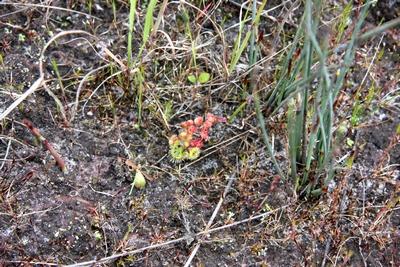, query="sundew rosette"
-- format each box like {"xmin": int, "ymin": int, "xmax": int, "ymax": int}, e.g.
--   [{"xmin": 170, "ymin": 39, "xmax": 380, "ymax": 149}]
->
[{"xmin": 169, "ymin": 113, "xmax": 226, "ymax": 162}]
